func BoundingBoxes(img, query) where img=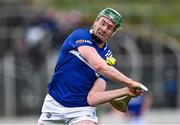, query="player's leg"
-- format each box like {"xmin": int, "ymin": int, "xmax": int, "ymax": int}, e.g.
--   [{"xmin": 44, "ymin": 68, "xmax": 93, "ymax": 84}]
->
[
  {"xmin": 67, "ymin": 107, "xmax": 98, "ymax": 125},
  {"xmin": 69, "ymin": 118, "xmax": 97, "ymax": 125},
  {"xmin": 71, "ymin": 120, "xmax": 96, "ymax": 125}
]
